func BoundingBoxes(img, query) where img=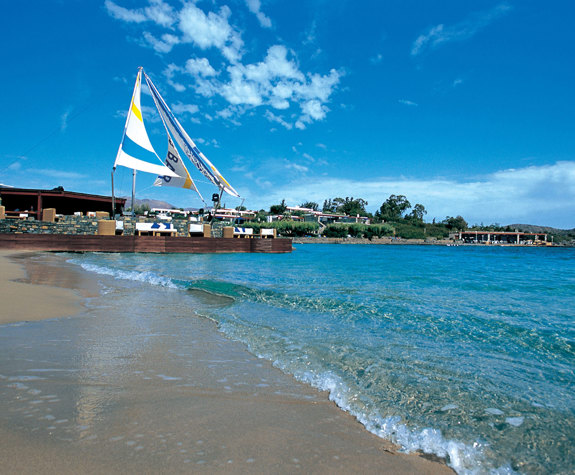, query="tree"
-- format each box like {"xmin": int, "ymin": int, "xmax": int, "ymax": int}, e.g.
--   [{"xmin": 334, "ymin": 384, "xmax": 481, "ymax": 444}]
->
[
  {"xmin": 407, "ymin": 203, "xmax": 427, "ymax": 223},
  {"xmin": 376, "ymin": 195, "xmax": 411, "ymax": 222},
  {"xmin": 133, "ymin": 203, "xmax": 150, "ymax": 215},
  {"xmin": 235, "ymin": 205, "xmax": 247, "ymax": 211},
  {"xmin": 323, "ymin": 199, "xmax": 336, "ymax": 213},
  {"xmin": 300, "ymin": 201, "xmax": 319, "ymax": 211},
  {"xmin": 269, "ymin": 199, "xmax": 287, "ymax": 215},
  {"xmin": 333, "ymin": 197, "xmax": 368, "ymax": 216},
  {"xmin": 323, "ymin": 197, "xmax": 368, "ymax": 216},
  {"xmin": 443, "ymin": 215, "xmax": 468, "ymax": 231}
]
